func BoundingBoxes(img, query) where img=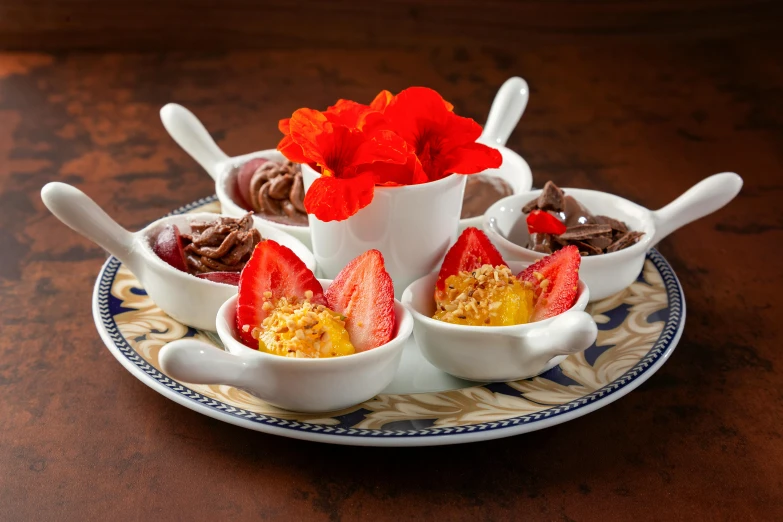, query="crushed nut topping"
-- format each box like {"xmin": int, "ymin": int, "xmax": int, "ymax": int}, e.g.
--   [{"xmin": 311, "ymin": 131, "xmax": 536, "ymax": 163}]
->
[
  {"xmin": 252, "ymin": 295, "xmax": 354, "ymax": 358},
  {"xmin": 434, "ymin": 264, "xmax": 534, "ymax": 326}
]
